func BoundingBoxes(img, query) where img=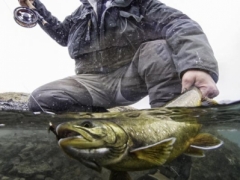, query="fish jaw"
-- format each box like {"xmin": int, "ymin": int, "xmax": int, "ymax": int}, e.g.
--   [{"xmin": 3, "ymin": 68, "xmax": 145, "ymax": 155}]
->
[
  {"xmin": 56, "ymin": 120, "xmax": 129, "ymax": 170},
  {"xmin": 57, "ymin": 123, "xmax": 107, "ymax": 149},
  {"xmin": 58, "ymin": 136, "xmax": 105, "ymax": 172}
]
